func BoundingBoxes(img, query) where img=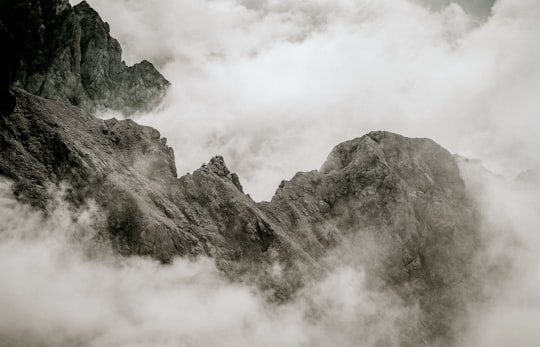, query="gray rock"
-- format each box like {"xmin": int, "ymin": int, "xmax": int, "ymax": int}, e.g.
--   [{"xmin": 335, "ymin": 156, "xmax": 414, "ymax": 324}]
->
[
  {"xmin": 264, "ymin": 131, "xmax": 480, "ymax": 344},
  {"xmin": 0, "ymin": 2, "xmax": 489, "ymax": 345},
  {"xmin": 0, "ymin": 0, "xmax": 169, "ymax": 116},
  {"xmin": 0, "ymin": 89, "xmax": 481, "ymax": 345}
]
